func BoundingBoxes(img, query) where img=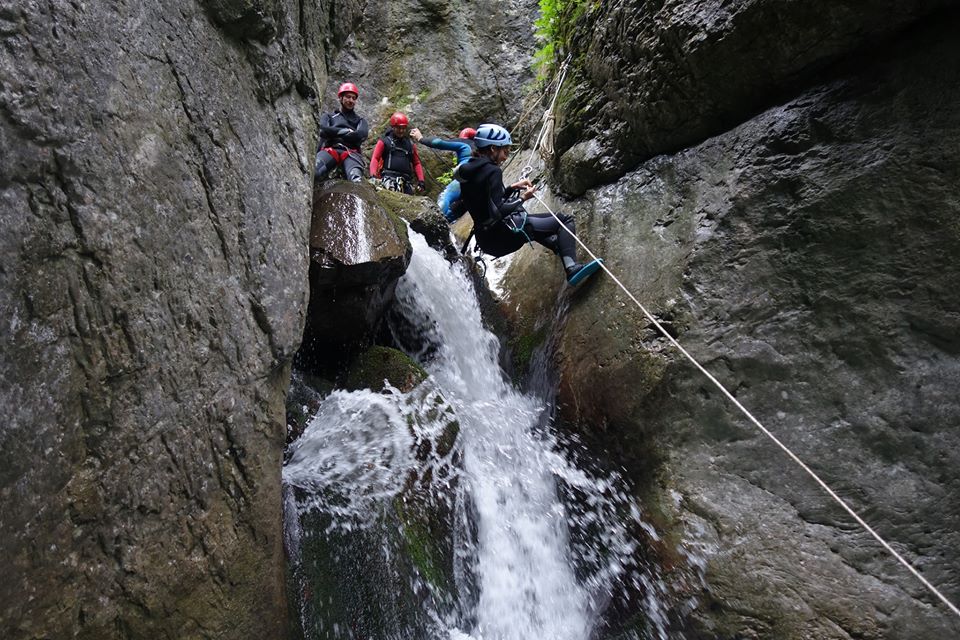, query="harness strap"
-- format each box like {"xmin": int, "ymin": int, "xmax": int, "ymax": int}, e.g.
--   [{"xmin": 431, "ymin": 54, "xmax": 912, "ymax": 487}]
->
[
  {"xmin": 383, "ymin": 135, "xmax": 412, "ymax": 172},
  {"xmin": 505, "ymin": 210, "xmax": 532, "ymax": 245}
]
